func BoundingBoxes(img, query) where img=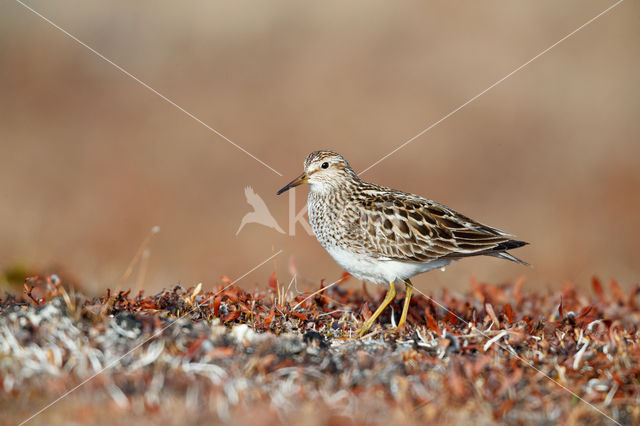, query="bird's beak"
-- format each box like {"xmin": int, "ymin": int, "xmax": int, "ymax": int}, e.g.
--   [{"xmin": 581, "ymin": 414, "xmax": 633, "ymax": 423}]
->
[{"xmin": 277, "ymin": 172, "xmax": 308, "ymax": 195}]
